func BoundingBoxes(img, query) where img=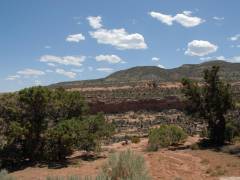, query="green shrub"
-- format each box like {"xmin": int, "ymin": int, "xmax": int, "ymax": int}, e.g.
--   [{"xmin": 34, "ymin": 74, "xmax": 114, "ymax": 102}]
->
[
  {"xmin": 43, "ymin": 119, "xmax": 82, "ymax": 161},
  {"xmin": 43, "ymin": 114, "xmax": 114, "ymax": 161},
  {"xmin": 148, "ymin": 125, "xmax": 187, "ymax": 151},
  {"xmin": 100, "ymin": 150, "xmax": 151, "ymax": 180},
  {"xmin": 130, "ymin": 136, "xmax": 140, "ymax": 144},
  {"xmin": 46, "ymin": 150, "xmax": 151, "ymax": 180}
]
